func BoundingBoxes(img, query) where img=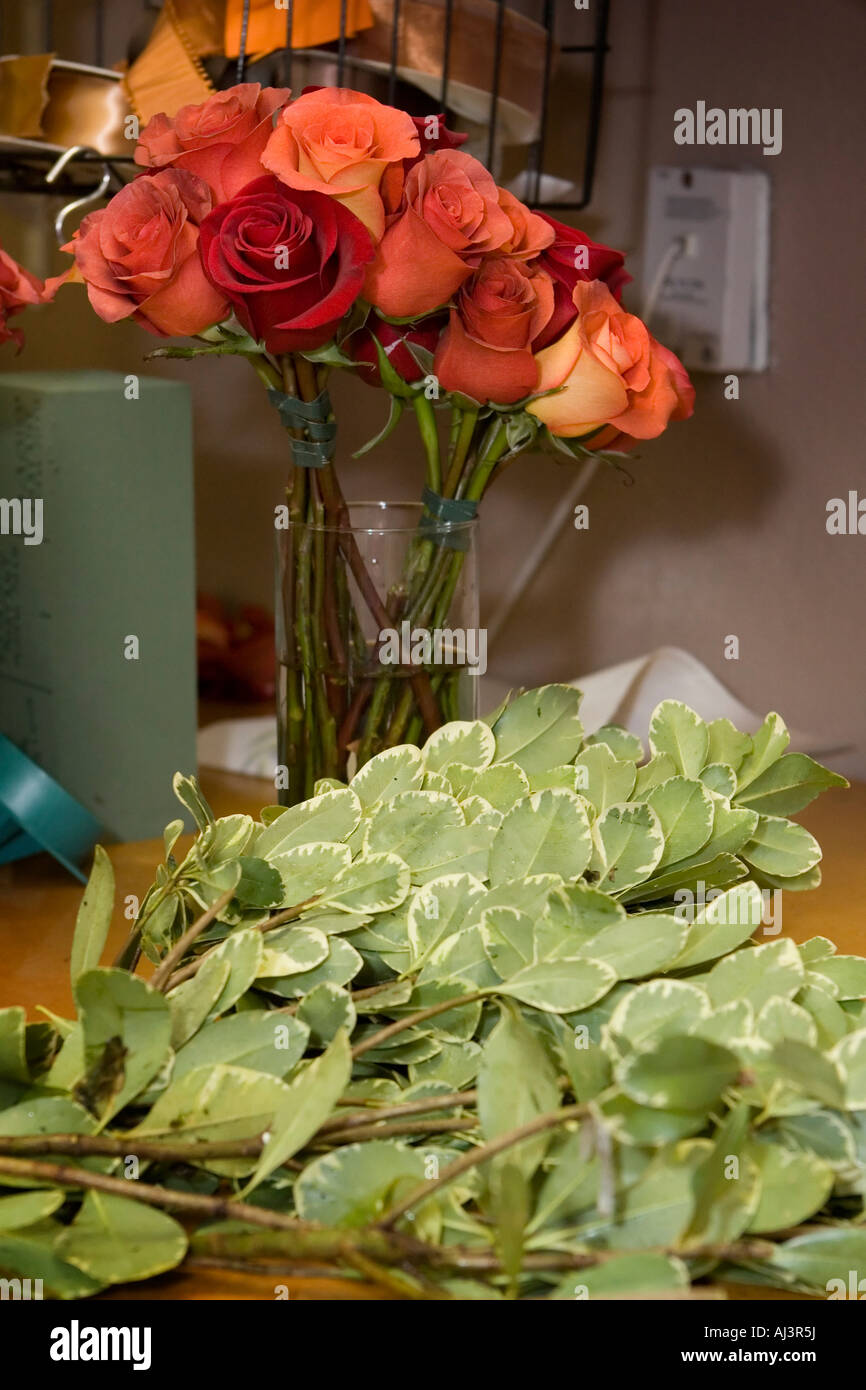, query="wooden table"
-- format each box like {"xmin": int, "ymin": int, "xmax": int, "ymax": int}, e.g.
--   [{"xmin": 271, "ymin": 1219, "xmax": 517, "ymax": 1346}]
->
[{"xmin": 1, "ymin": 770, "xmax": 863, "ymax": 1301}]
